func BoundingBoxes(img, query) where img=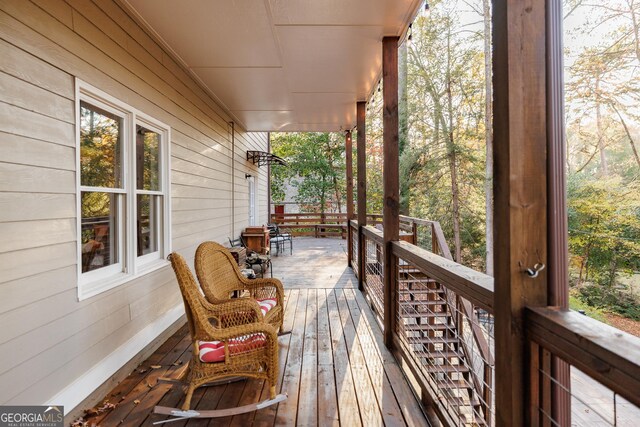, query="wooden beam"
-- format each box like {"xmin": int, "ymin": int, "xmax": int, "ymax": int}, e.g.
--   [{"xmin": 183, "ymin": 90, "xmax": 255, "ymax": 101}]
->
[
  {"xmin": 492, "ymin": 1, "xmax": 548, "ymax": 425},
  {"xmin": 346, "ymin": 130, "xmax": 354, "ymax": 266},
  {"xmin": 346, "ymin": 130, "xmax": 354, "ymax": 220},
  {"xmin": 546, "ymin": 2, "xmax": 571, "ymax": 424},
  {"xmin": 382, "ymin": 36, "xmax": 399, "ymax": 348},
  {"xmin": 267, "ymin": 131, "xmax": 272, "ymax": 223},
  {"xmin": 357, "ymin": 101, "xmax": 367, "ymax": 290}
]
